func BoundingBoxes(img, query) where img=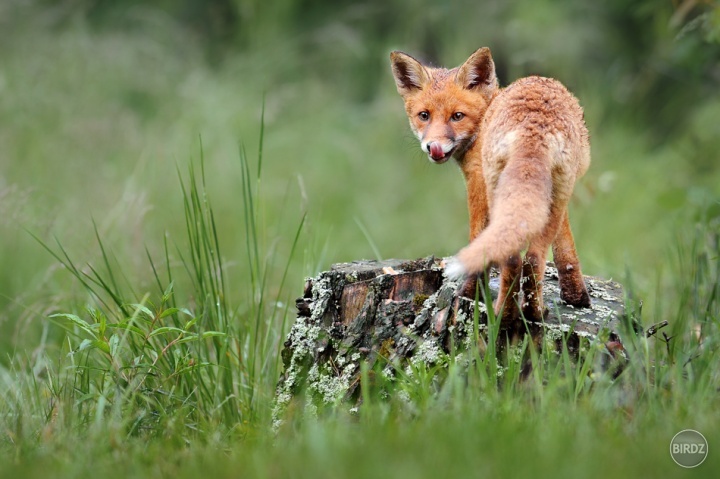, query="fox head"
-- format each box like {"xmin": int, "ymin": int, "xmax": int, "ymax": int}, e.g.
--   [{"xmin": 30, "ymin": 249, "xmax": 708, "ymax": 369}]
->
[{"xmin": 390, "ymin": 47, "xmax": 499, "ymax": 164}]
